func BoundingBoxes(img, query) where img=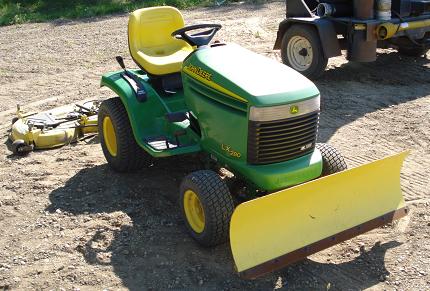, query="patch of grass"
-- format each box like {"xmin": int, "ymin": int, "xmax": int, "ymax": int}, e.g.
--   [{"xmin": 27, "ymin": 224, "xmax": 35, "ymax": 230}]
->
[{"xmin": 0, "ymin": 0, "xmax": 222, "ymax": 26}]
